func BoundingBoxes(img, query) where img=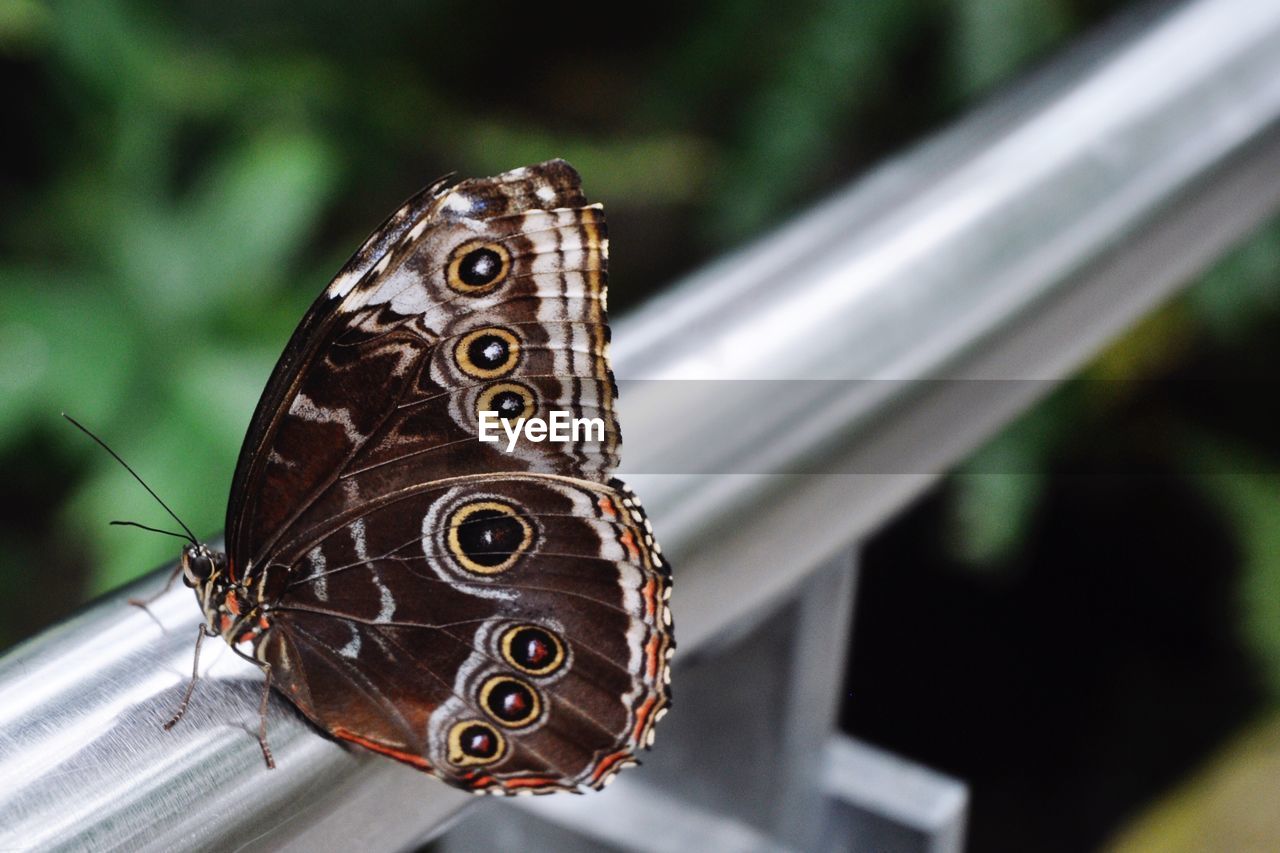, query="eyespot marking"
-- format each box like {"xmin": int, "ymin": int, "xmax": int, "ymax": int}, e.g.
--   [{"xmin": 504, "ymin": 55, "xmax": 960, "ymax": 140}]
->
[
  {"xmin": 479, "ymin": 676, "xmax": 542, "ymax": 728},
  {"xmin": 499, "ymin": 625, "xmax": 566, "ymax": 676},
  {"xmin": 447, "ymin": 241, "xmax": 510, "ymax": 294},
  {"xmin": 455, "ymin": 327, "xmax": 520, "ymax": 379},
  {"xmin": 446, "ymin": 500, "xmax": 534, "ymax": 575},
  {"xmin": 447, "ymin": 720, "xmax": 506, "ymax": 767},
  {"xmin": 475, "ymin": 381, "xmax": 535, "ymax": 423}
]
